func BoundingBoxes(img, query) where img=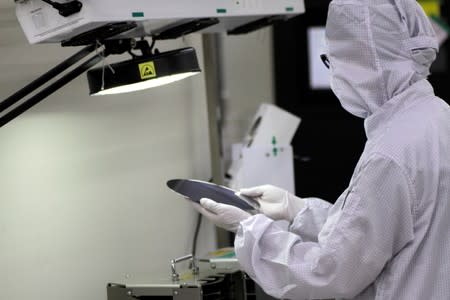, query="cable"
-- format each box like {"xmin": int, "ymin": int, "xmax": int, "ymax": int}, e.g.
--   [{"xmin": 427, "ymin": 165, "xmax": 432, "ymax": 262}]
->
[
  {"xmin": 191, "ymin": 213, "xmax": 203, "ymax": 257},
  {"xmin": 149, "ymin": 38, "xmax": 156, "ymax": 52}
]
